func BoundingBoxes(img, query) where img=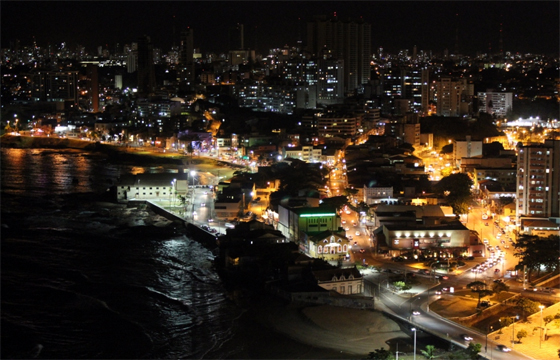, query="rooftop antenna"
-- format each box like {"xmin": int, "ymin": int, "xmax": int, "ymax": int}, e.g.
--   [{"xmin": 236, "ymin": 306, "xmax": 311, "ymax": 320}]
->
[
  {"xmin": 454, "ymin": 13, "xmax": 459, "ymax": 55},
  {"xmin": 499, "ymin": 14, "xmax": 504, "ymax": 60},
  {"xmin": 172, "ymin": 15, "xmax": 176, "ymax": 48}
]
